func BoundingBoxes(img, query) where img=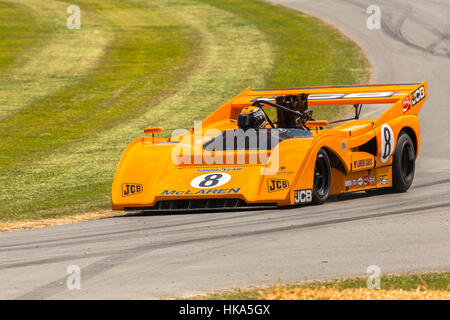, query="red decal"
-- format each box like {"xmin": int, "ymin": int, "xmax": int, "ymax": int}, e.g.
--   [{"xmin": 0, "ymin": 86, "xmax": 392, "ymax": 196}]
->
[
  {"xmin": 402, "ymin": 96, "xmax": 411, "ymax": 113},
  {"xmin": 364, "ymin": 176, "xmax": 370, "ymax": 186}
]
